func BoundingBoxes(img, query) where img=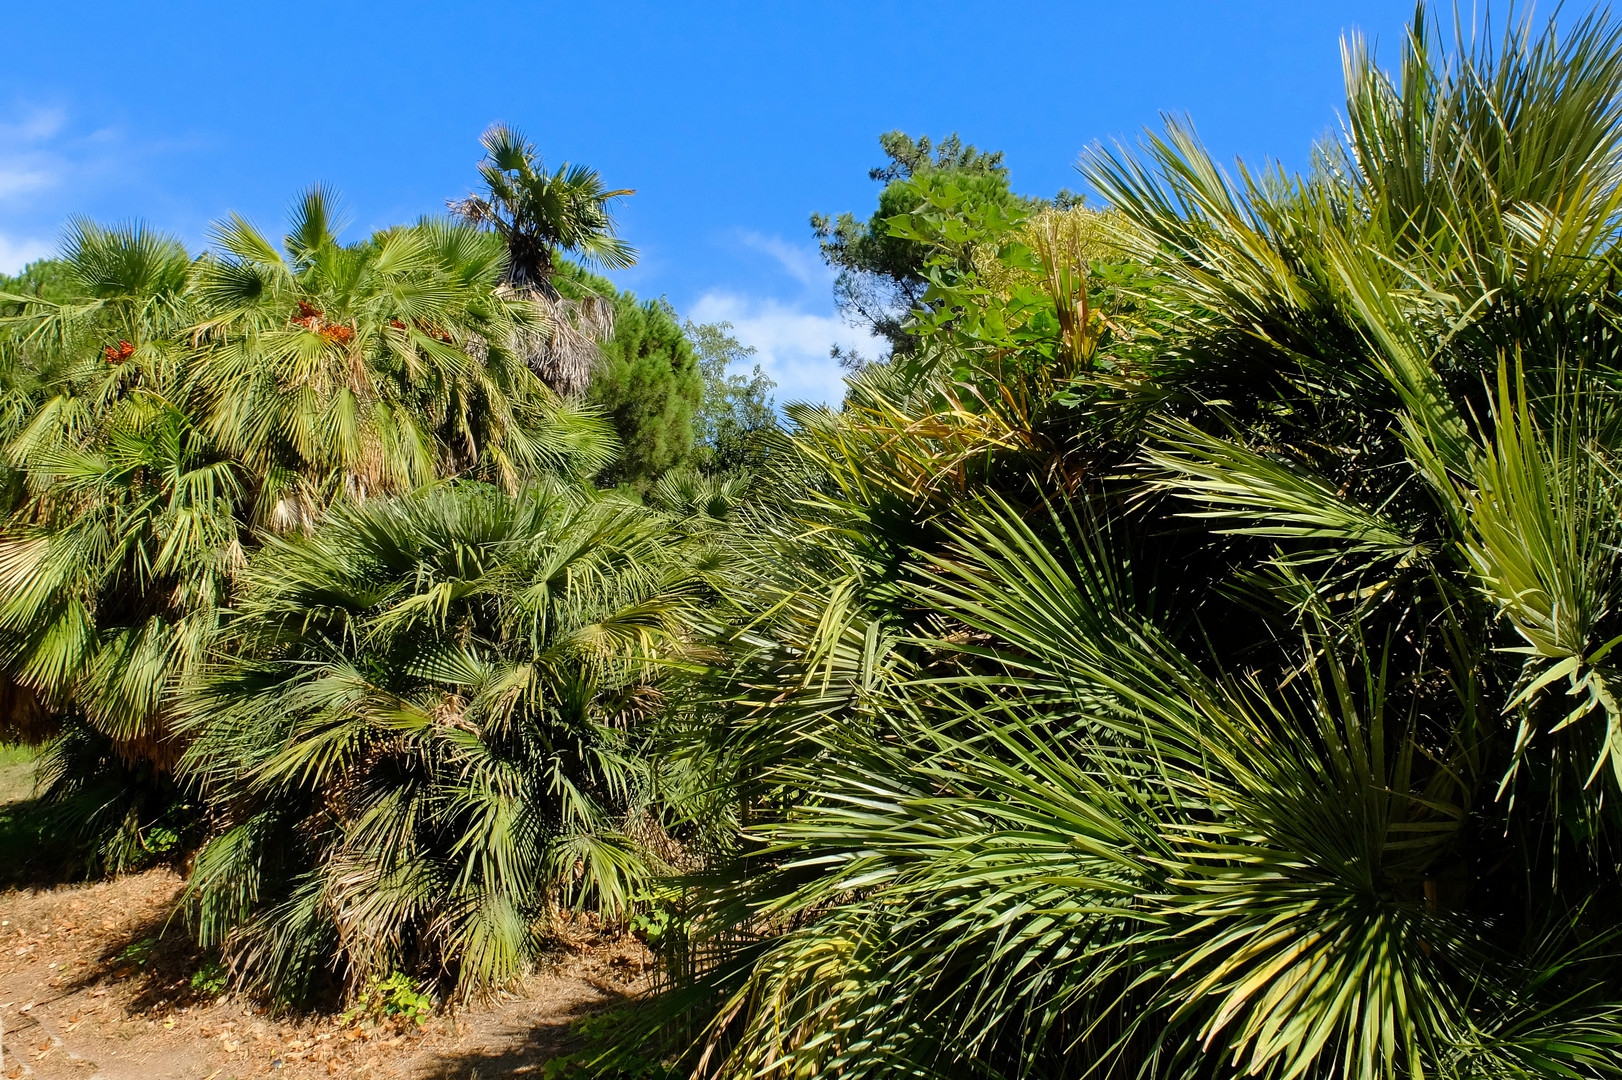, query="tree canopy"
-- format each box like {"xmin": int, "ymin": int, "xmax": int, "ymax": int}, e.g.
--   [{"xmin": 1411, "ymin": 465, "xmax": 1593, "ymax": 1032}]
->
[
  {"xmin": 811, "ymin": 131, "xmax": 1033, "ymax": 362},
  {"xmin": 554, "ymin": 263, "xmax": 704, "ymax": 492},
  {"xmin": 8, "ymin": 8, "xmax": 1622, "ymax": 1078},
  {"xmin": 686, "ymin": 319, "xmax": 778, "ymax": 473}
]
